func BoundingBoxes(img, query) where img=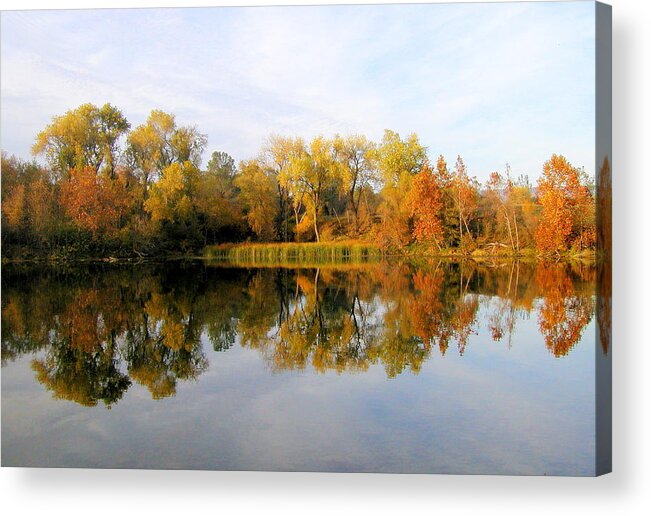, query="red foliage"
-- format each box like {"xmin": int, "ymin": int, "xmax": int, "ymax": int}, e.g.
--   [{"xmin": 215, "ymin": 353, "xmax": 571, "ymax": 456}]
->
[{"xmin": 60, "ymin": 167, "xmax": 131, "ymax": 238}]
